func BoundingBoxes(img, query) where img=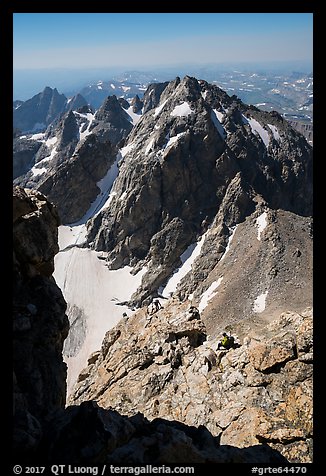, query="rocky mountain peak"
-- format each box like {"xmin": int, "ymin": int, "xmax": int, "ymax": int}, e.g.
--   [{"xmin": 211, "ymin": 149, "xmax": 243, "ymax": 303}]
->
[
  {"xmin": 131, "ymin": 94, "xmax": 143, "ymax": 113},
  {"xmin": 57, "ymin": 109, "xmax": 79, "ymax": 149},
  {"xmin": 86, "ymin": 76, "xmax": 312, "ymax": 307},
  {"xmin": 67, "ymin": 93, "xmax": 88, "ymax": 111},
  {"xmin": 142, "ymin": 80, "xmax": 170, "ymax": 113},
  {"xmin": 13, "ymin": 86, "xmax": 67, "ymax": 133},
  {"xmin": 89, "ymin": 95, "xmax": 132, "ymax": 144}
]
